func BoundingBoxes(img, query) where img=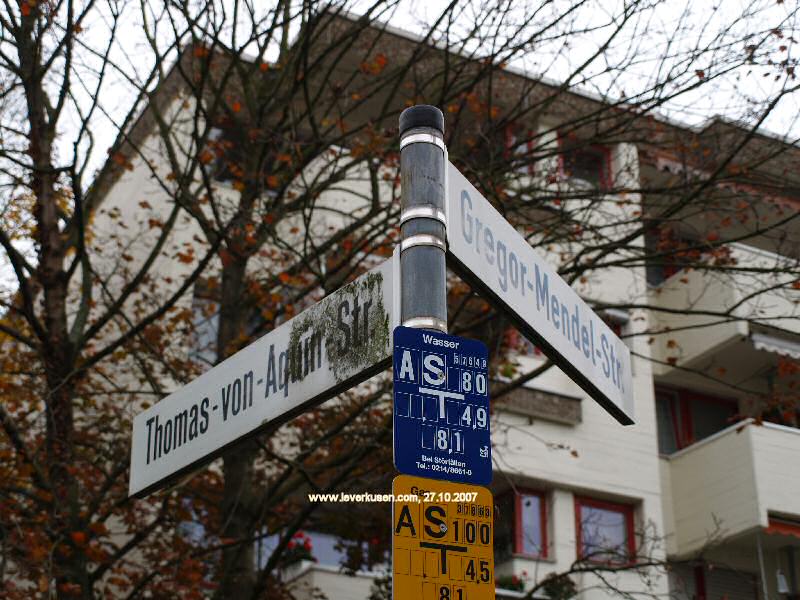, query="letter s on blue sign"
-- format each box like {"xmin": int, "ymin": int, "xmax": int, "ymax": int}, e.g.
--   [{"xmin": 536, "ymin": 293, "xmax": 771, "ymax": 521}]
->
[{"xmin": 422, "ymin": 354, "xmax": 446, "ymax": 387}]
